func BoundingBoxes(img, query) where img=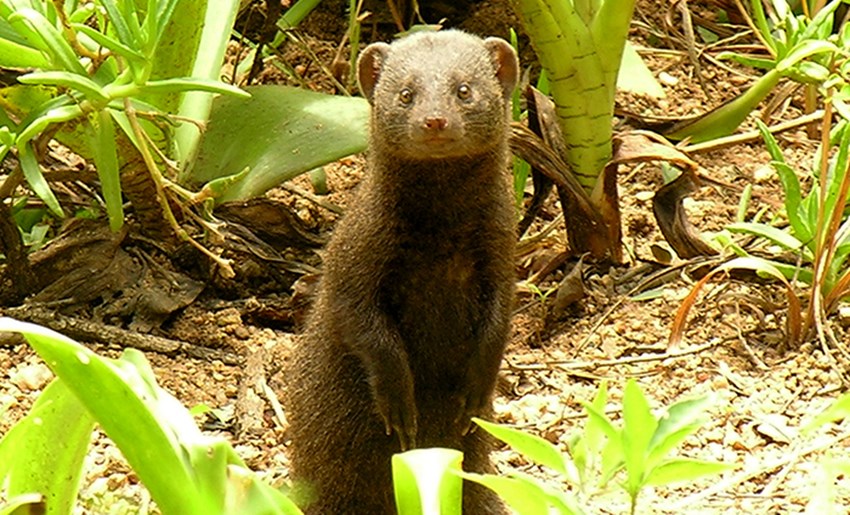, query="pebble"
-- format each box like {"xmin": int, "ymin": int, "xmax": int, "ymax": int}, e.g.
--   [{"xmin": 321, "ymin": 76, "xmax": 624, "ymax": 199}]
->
[{"xmin": 9, "ymin": 362, "xmax": 53, "ymax": 391}]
